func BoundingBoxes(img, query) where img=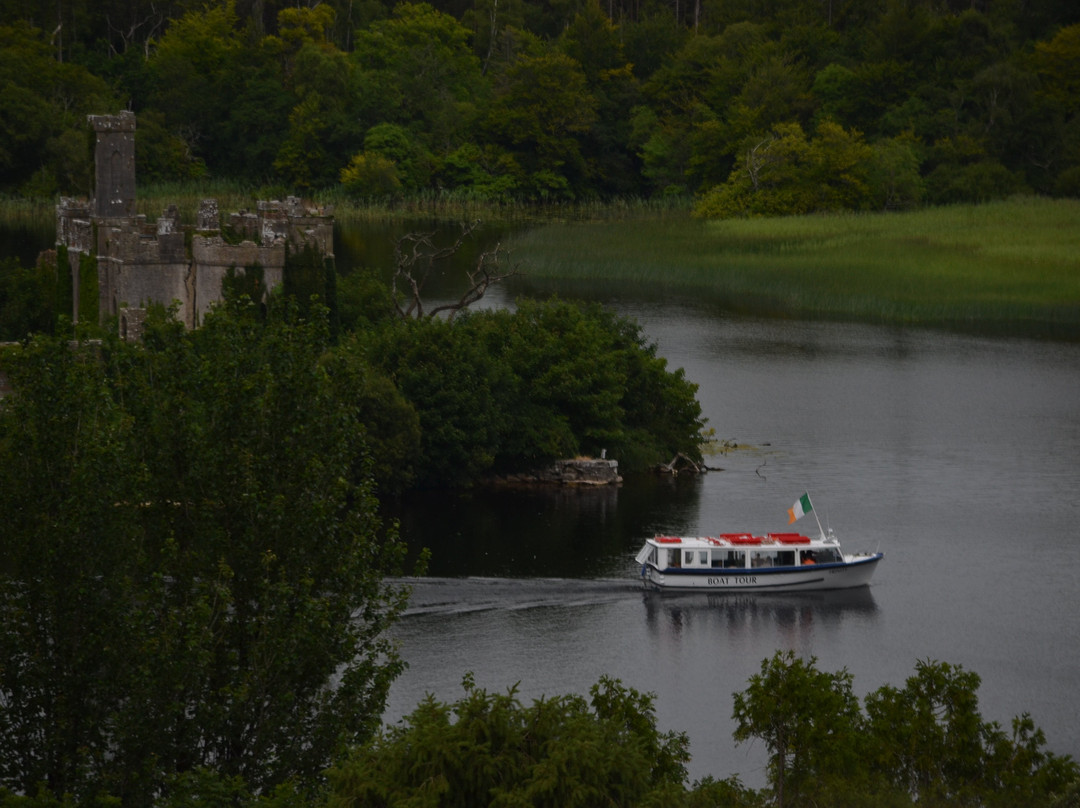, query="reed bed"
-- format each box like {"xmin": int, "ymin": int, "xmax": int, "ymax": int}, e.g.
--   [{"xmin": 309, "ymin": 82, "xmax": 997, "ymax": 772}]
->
[
  {"xmin": 507, "ymin": 197, "xmax": 1080, "ymax": 338},
  {"xmin": 0, "ymin": 196, "xmax": 54, "ymax": 224}
]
